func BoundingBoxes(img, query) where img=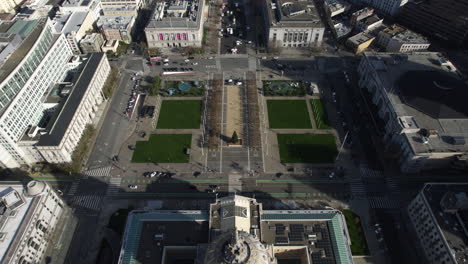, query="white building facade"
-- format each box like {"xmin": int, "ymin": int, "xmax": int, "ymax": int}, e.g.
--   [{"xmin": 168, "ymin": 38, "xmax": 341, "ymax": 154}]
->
[
  {"xmin": 145, "ymin": 0, "xmax": 206, "ymax": 48},
  {"xmin": 0, "ymin": 18, "xmax": 73, "ymax": 168},
  {"xmin": 0, "ymin": 0, "xmax": 21, "ymax": 13},
  {"xmin": 0, "ymin": 181, "xmax": 65, "ymax": 264}
]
